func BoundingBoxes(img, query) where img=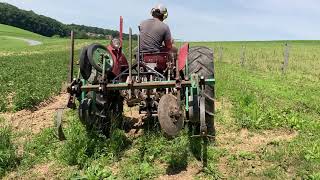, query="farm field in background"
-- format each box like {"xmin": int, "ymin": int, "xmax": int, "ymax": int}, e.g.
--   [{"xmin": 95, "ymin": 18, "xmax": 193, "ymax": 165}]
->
[
  {"xmin": 0, "ymin": 25, "xmax": 320, "ymax": 179},
  {"xmin": 0, "ymin": 24, "xmax": 45, "ymax": 39},
  {"xmin": 0, "ymin": 25, "xmax": 107, "ymax": 111}
]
